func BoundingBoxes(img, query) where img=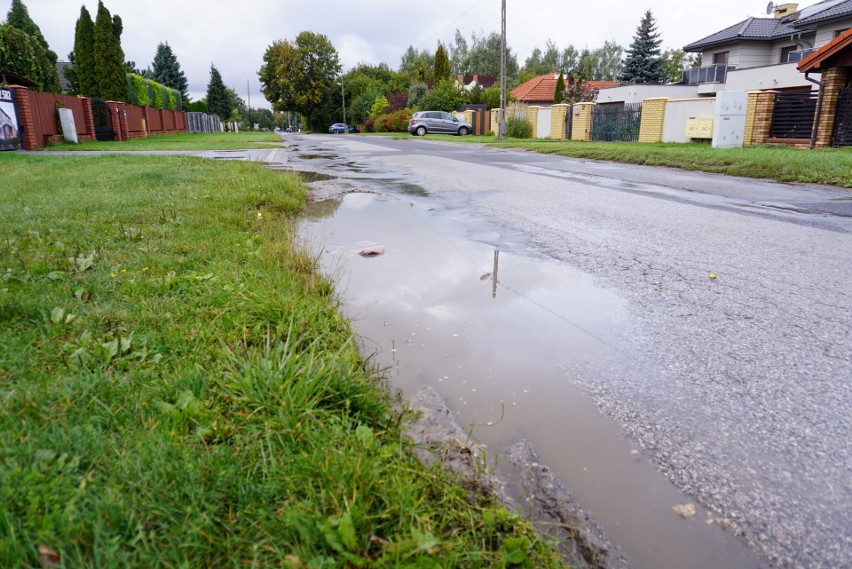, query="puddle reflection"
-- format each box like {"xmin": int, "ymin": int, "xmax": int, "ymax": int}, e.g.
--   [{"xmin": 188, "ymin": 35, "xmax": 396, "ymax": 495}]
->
[{"xmin": 299, "ymin": 191, "xmax": 767, "ymax": 569}]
